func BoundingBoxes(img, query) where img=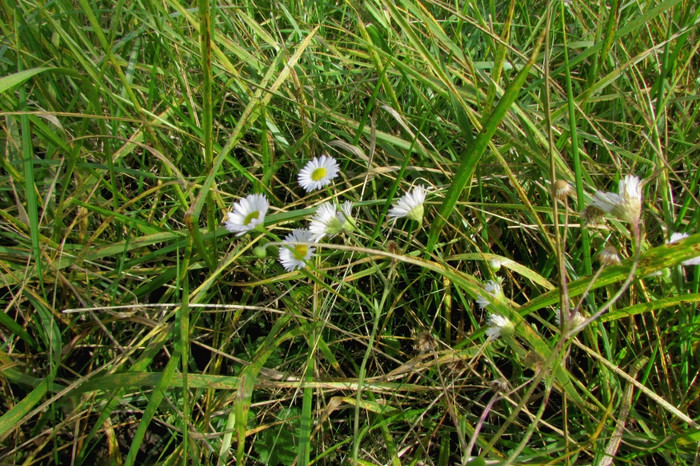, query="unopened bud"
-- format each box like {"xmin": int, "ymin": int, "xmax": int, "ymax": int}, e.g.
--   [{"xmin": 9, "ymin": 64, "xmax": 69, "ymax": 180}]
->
[{"xmin": 253, "ymin": 246, "xmax": 268, "ymax": 259}]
